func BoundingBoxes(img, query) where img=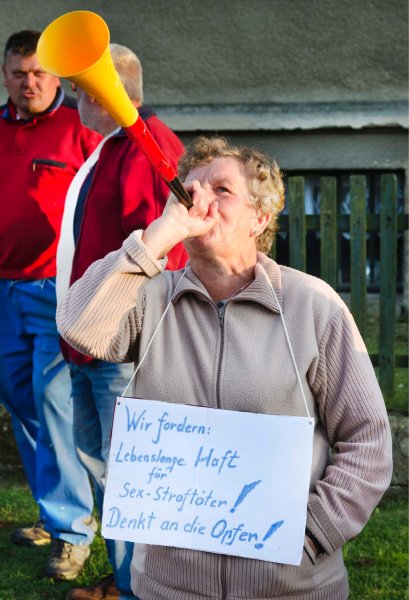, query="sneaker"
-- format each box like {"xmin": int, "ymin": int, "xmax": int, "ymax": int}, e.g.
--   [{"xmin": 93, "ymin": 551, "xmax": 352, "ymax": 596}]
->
[
  {"xmin": 11, "ymin": 519, "xmax": 51, "ymax": 547},
  {"xmin": 66, "ymin": 575, "xmax": 119, "ymax": 599},
  {"xmin": 44, "ymin": 538, "xmax": 91, "ymax": 580},
  {"xmin": 11, "ymin": 515, "xmax": 98, "ymax": 548}
]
